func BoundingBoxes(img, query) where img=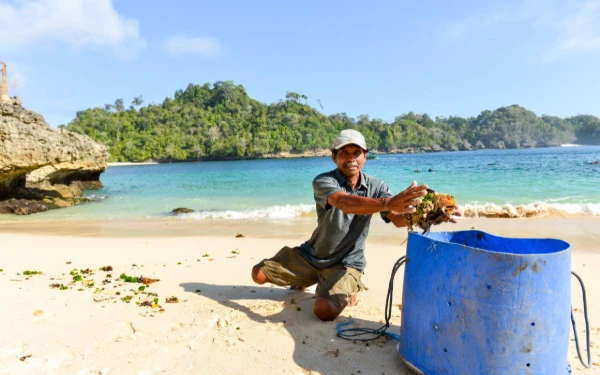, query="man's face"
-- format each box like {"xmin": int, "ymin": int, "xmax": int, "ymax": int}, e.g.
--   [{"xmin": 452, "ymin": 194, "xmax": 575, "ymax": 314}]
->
[{"xmin": 333, "ymin": 144, "xmax": 367, "ymax": 178}]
